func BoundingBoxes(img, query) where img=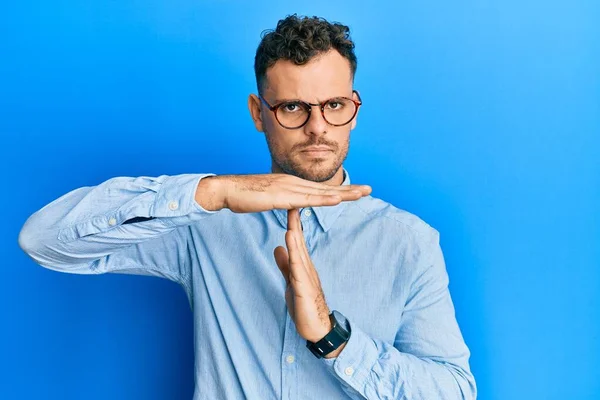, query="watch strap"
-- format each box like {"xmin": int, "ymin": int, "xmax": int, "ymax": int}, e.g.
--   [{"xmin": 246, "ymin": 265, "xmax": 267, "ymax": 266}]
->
[{"xmin": 306, "ymin": 311, "xmax": 350, "ymax": 358}]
